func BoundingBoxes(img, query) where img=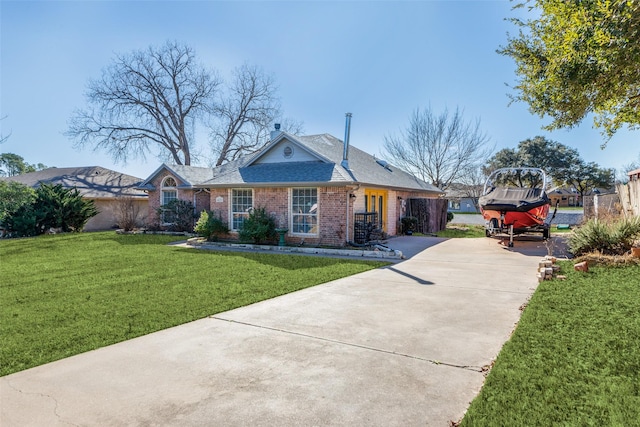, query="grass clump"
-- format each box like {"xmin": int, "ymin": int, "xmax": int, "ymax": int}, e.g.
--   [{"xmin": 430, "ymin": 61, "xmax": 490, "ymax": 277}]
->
[
  {"xmin": 437, "ymin": 225, "xmax": 486, "ymax": 238},
  {"xmin": 0, "ymin": 232, "xmax": 386, "ymax": 376},
  {"xmin": 569, "ymin": 216, "xmax": 640, "ymax": 256},
  {"xmin": 461, "ymin": 262, "xmax": 640, "ymax": 426}
]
